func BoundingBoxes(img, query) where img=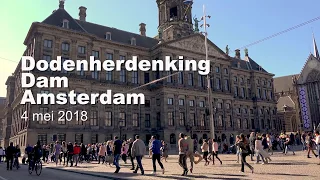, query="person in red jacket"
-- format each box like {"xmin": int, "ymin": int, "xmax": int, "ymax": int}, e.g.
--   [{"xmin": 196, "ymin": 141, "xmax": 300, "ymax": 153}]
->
[{"xmin": 73, "ymin": 143, "xmax": 81, "ymax": 167}]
